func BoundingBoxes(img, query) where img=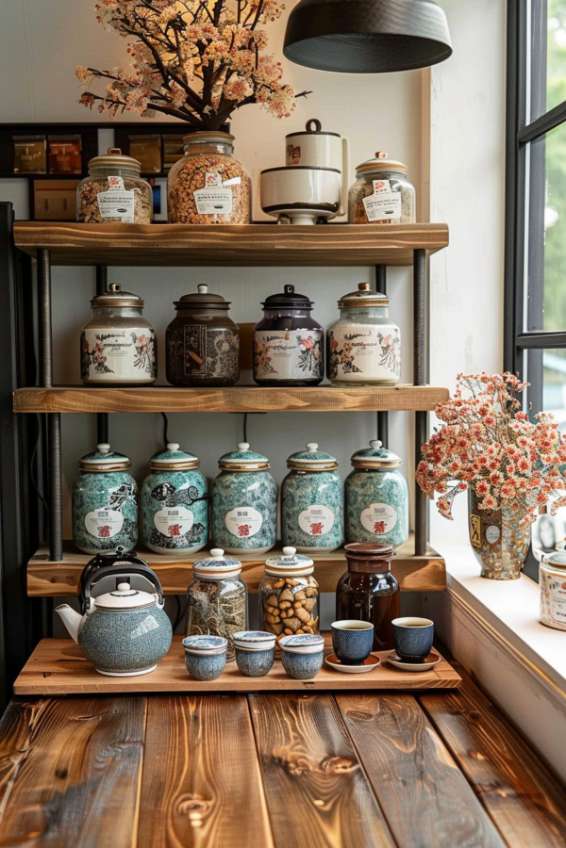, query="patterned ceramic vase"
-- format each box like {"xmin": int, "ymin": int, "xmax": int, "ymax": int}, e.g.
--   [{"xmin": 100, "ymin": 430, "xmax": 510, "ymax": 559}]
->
[
  {"xmin": 72, "ymin": 443, "xmax": 138, "ymax": 555},
  {"xmin": 281, "ymin": 442, "xmax": 344, "ymax": 552},
  {"xmin": 468, "ymin": 489, "xmax": 530, "ymax": 579},
  {"xmin": 345, "ymin": 440, "xmax": 409, "ymax": 548},
  {"xmin": 140, "ymin": 442, "xmax": 208, "ymax": 555},
  {"xmin": 211, "ymin": 442, "xmax": 277, "ymax": 553}
]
